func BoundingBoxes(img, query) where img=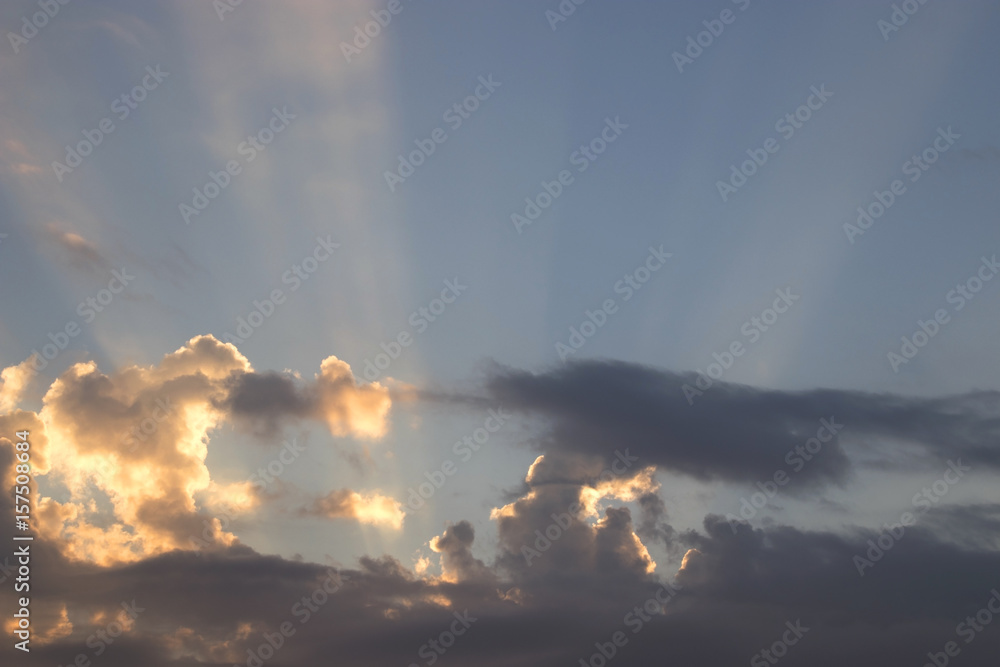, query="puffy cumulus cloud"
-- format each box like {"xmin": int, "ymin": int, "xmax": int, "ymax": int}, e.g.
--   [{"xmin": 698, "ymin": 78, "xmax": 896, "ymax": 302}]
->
[
  {"xmin": 0, "ymin": 355, "xmax": 35, "ymax": 413},
  {"xmin": 33, "ymin": 337, "xmax": 250, "ymax": 564},
  {"xmin": 302, "ymin": 489, "xmax": 405, "ymax": 530},
  {"xmin": 578, "ymin": 466, "xmax": 660, "ymax": 520},
  {"xmin": 2, "ymin": 436, "xmax": 1000, "ymax": 665},
  {"xmin": 0, "ymin": 409, "xmax": 49, "ymax": 476},
  {"xmin": 316, "ymin": 356, "xmax": 392, "ymax": 439},
  {"xmin": 491, "ymin": 453, "xmax": 661, "ymax": 582},
  {"xmin": 413, "ymin": 554, "xmax": 432, "ymax": 575},
  {"xmin": 594, "ymin": 507, "xmax": 657, "ymax": 575},
  {"xmin": 4, "ymin": 346, "xmax": 1000, "ymax": 664},
  {"xmin": 0, "ymin": 335, "xmax": 394, "ymax": 565},
  {"xmin": 200, "ymin": 479, "xmax": 260, "ymax": 516},
  {"xmin": 151, "ymin": 334, "xmax": 252, "ymax": 381},
  {"xmin": 428, "ymin": 521, "xmax": 494, "ymax": 584},
  {"xmin": 221, "ymin": 355, "xmax": 392, "ymax": 440}
]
